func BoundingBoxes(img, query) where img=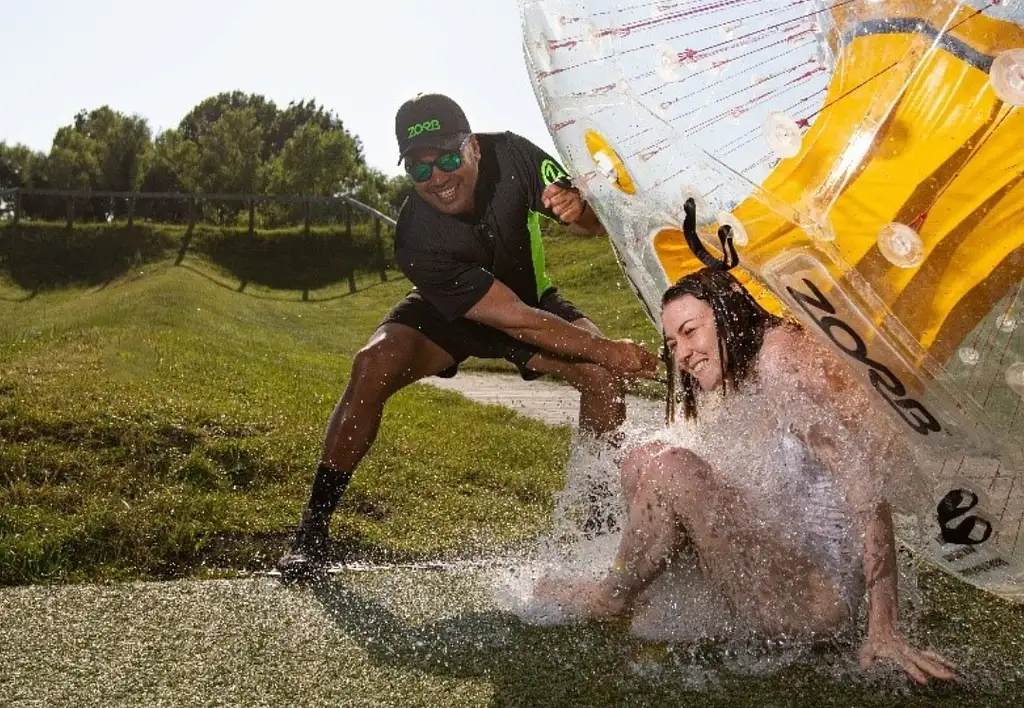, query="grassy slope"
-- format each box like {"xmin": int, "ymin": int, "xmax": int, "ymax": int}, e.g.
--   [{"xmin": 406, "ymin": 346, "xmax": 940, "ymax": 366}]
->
[{"xmin": 0, "ymin": 230, "xmax": 653, "ymax": 584}]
